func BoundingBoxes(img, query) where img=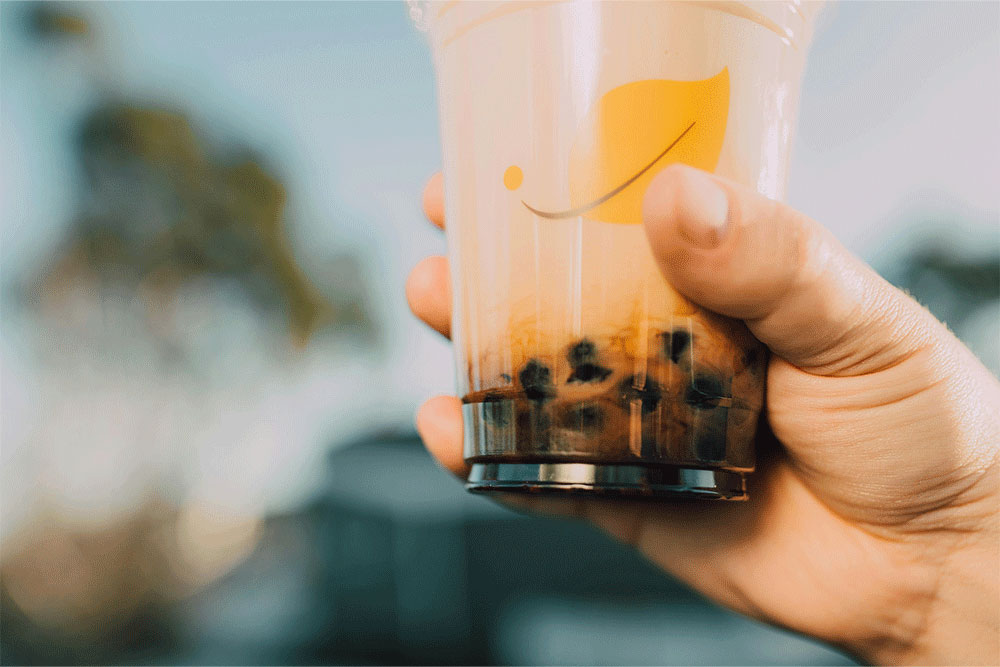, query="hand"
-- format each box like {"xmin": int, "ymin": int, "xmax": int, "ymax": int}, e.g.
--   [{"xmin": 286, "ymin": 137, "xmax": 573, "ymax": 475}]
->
[{"xmin": 405, "ymin": 166, "xmax": 1000, "ymax": 665}]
